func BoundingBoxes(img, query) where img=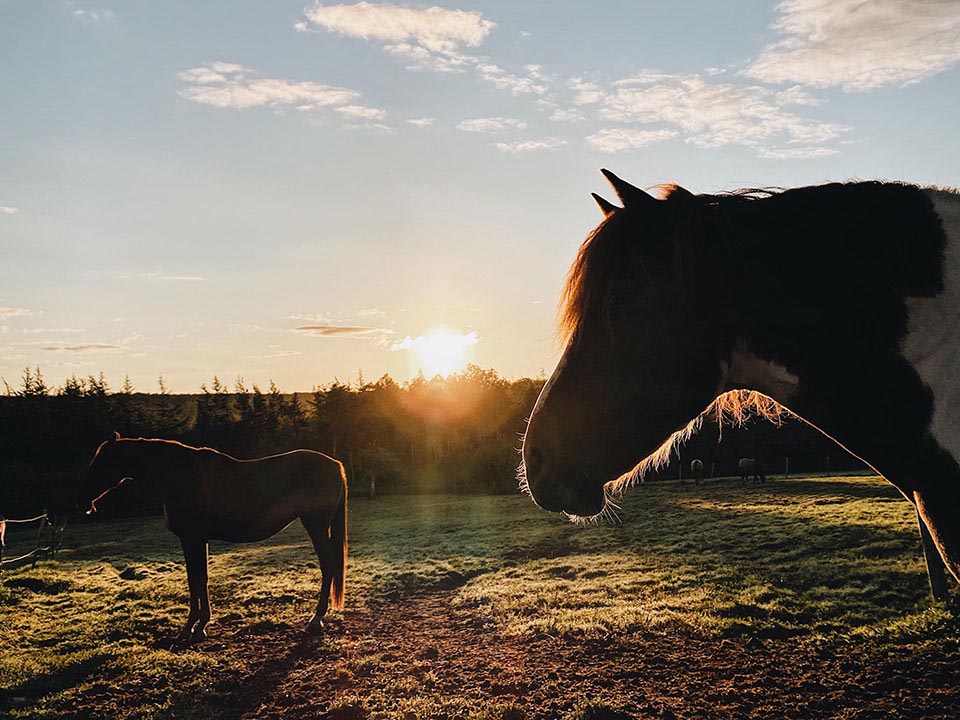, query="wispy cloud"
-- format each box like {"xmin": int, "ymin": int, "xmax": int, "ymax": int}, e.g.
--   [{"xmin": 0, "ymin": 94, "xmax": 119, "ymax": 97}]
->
[
  {"xmin": 21, "ymin": 327, "xmax": 86, "ymax": 335},
  {"xmin": 586, "ymin": 128, "xmax": 678, "ymax": 153},
  {"xmin": 289, "ymin": 312, "xmax": 334, "ymax": 323},
  {"xmin": 746, "ymin": 0, "xmax": 960, "ymax": 92},
  {"xmin": 300, "ymin": 3, "xmax": 552, "ymax": 97},
  {"xmin": 355, "ymin": 308, "xmax": 386, "ymax": 319},
  {"xmin": 406, "ymin": 117, "xmax": 435, "ymax": 127},
  {"xmin": 1, "ymin": 205, "xmax": 18, "ymax": 215},
  {"xmin": 179, "ymin": 62, "xmax": 361, "ymax": 111},
  {"xmin": 296, "ymin": 324, "xmax": 394, "ymax": 339},
  {"xmin": 456, "ymin": 117, "xmax": 527, "ymax": 133},
  {"xmin": 0, "ymin": 307, "xmax": 35, "ymax": 320},
  {"xmin": 73, "ymin": 8, "xmax": 116, "ymax": 25},
  {"xmin": 118, "ymin": 271, "xmax": 205, "ymax": 282},
  {"xmin": 335, "ymin": 104, "xmax": 387, "ymax": 120},
  {"xmin": 245, "ymin": 349, "xmax": 303, "ymax": 359},
  {"xmin": 493, "ymin": 138, "xmax": 566, "ymax": 153},
  {"xmin": 43, "ymin": 343, "xmax": 123, "ymax": 353},
  {"xmin": 593, "ymin": 72, "xmax": 848, "ymax": 155},
  {"xmin": 301, "ymin": 2, "xmax": 494, "ymax": 73}
]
